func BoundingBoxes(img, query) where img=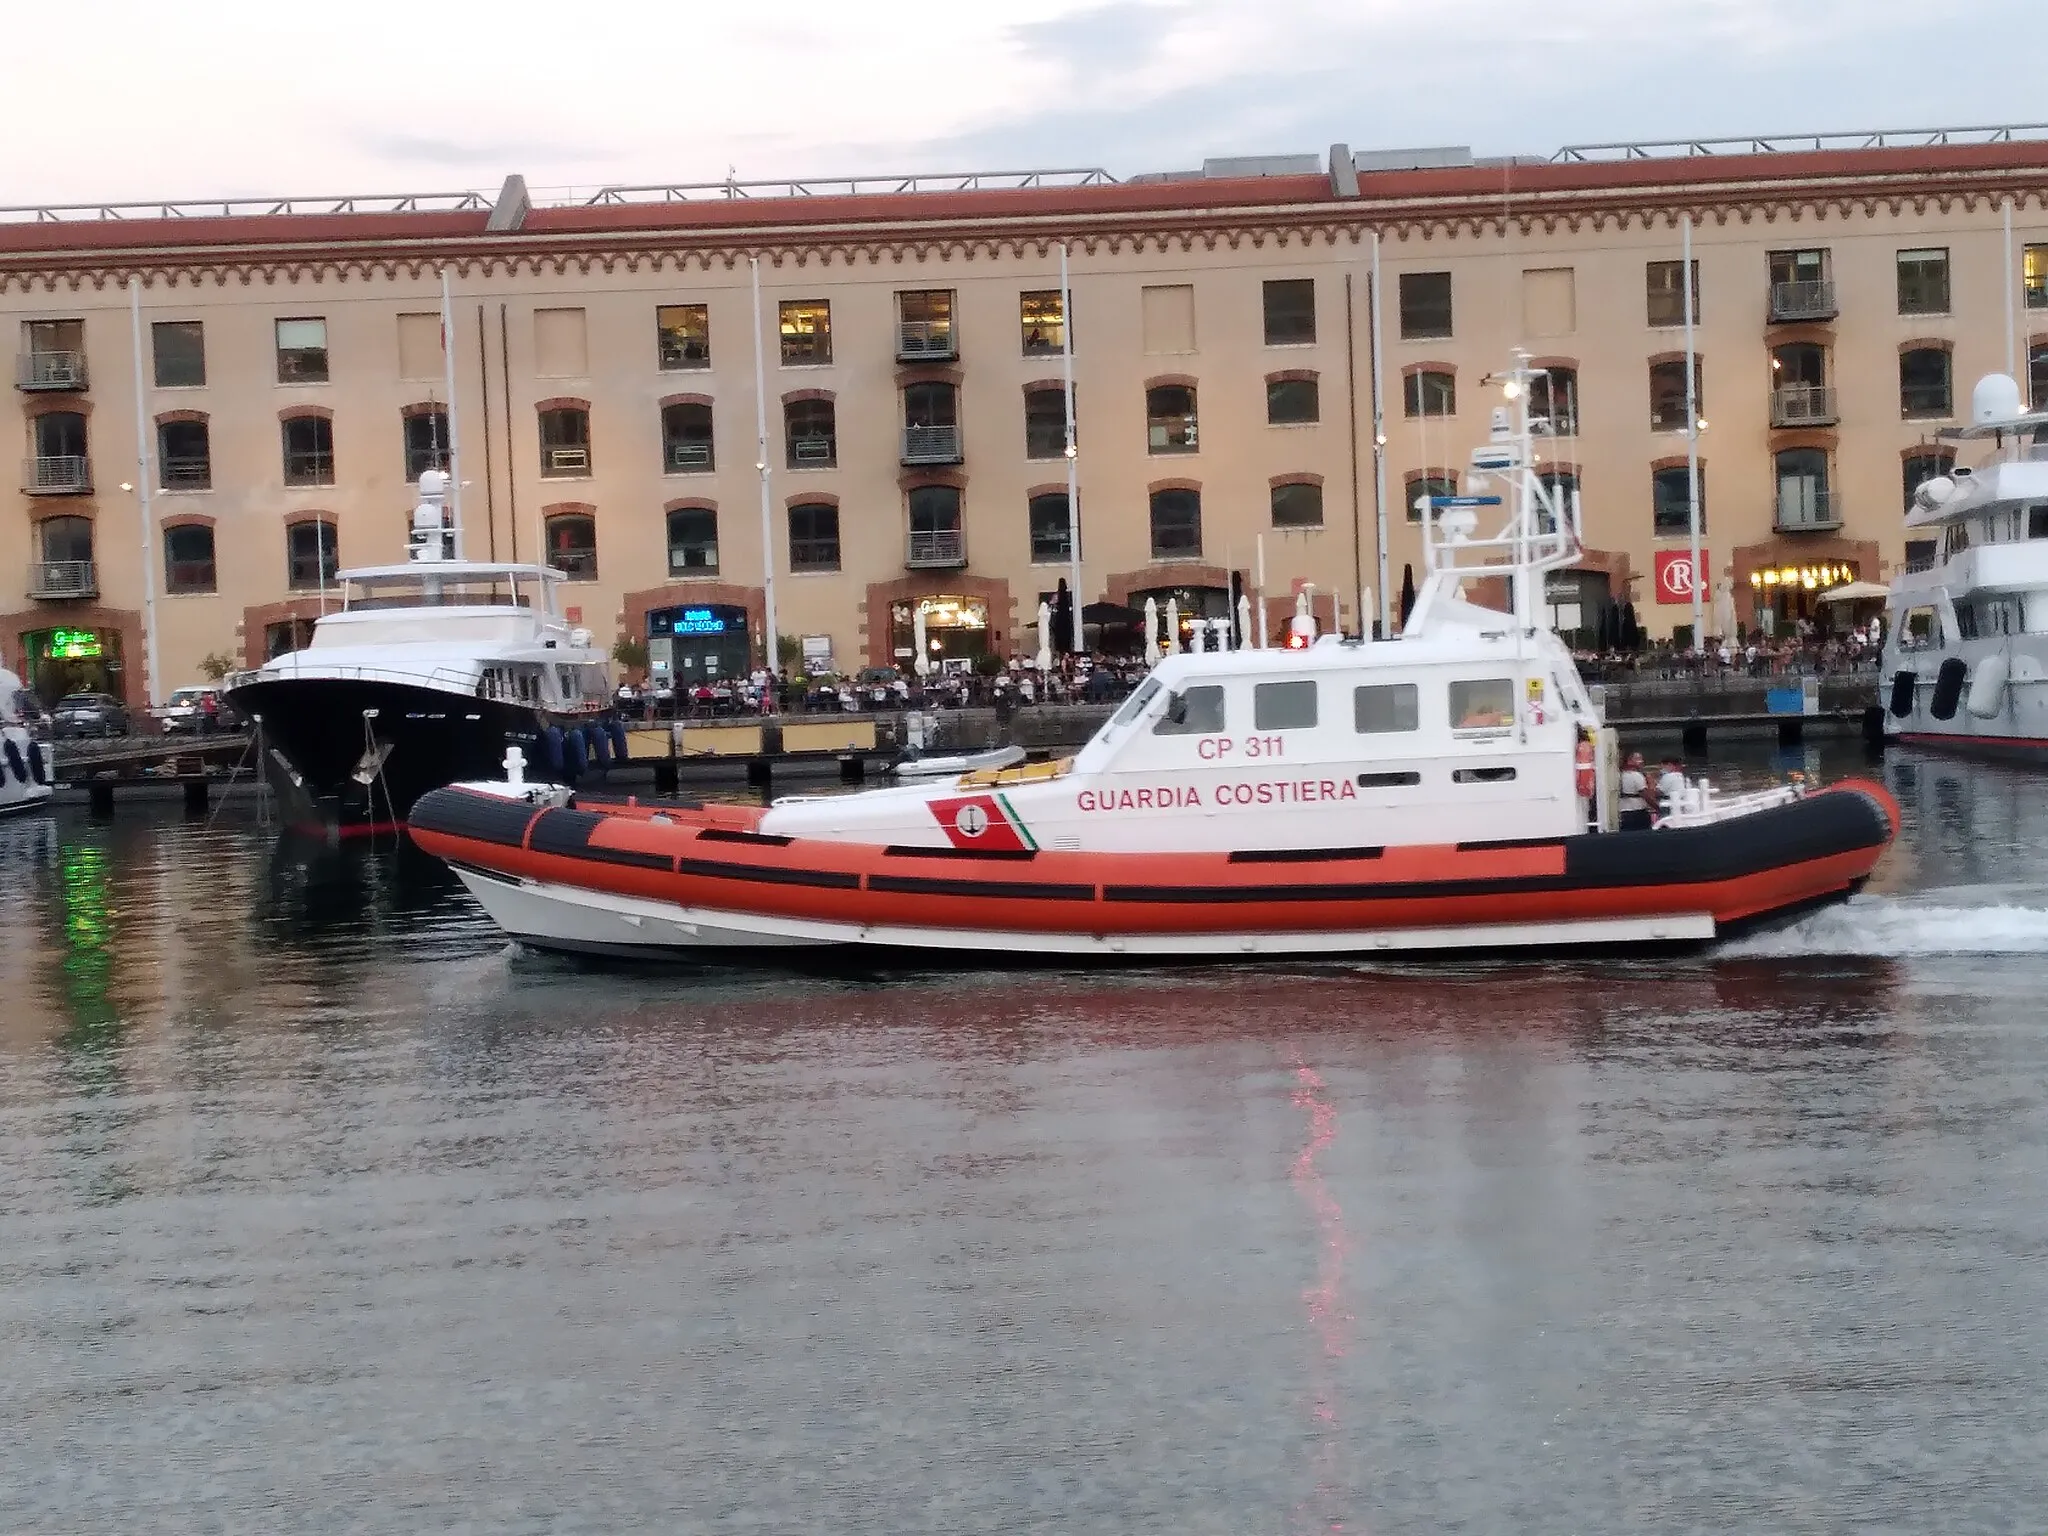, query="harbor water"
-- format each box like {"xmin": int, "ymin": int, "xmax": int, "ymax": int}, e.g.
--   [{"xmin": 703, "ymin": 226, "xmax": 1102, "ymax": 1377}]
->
[{"xmin": 3, "ymin": 743, "xmax": 2047, "ymax": 1532}]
